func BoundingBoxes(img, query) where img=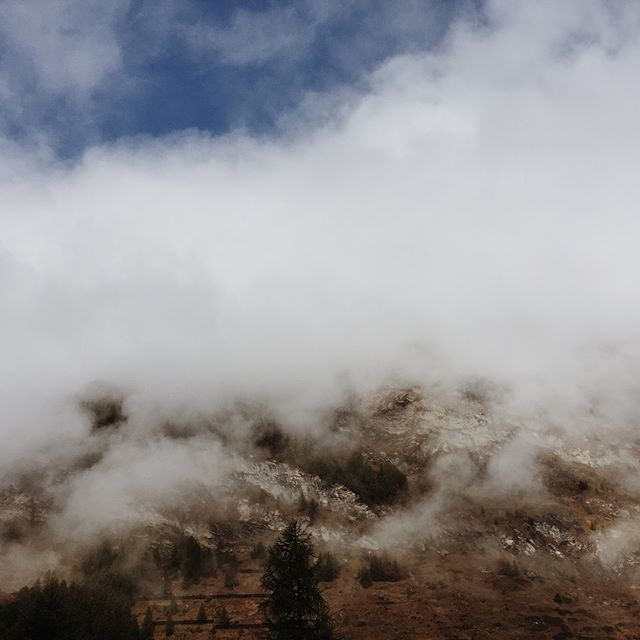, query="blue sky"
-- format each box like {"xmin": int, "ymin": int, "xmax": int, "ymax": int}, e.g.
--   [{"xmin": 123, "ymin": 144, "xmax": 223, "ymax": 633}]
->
[{"xmin": 0, "ymin": 0, "xmax": 480, "ymax": 157}]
